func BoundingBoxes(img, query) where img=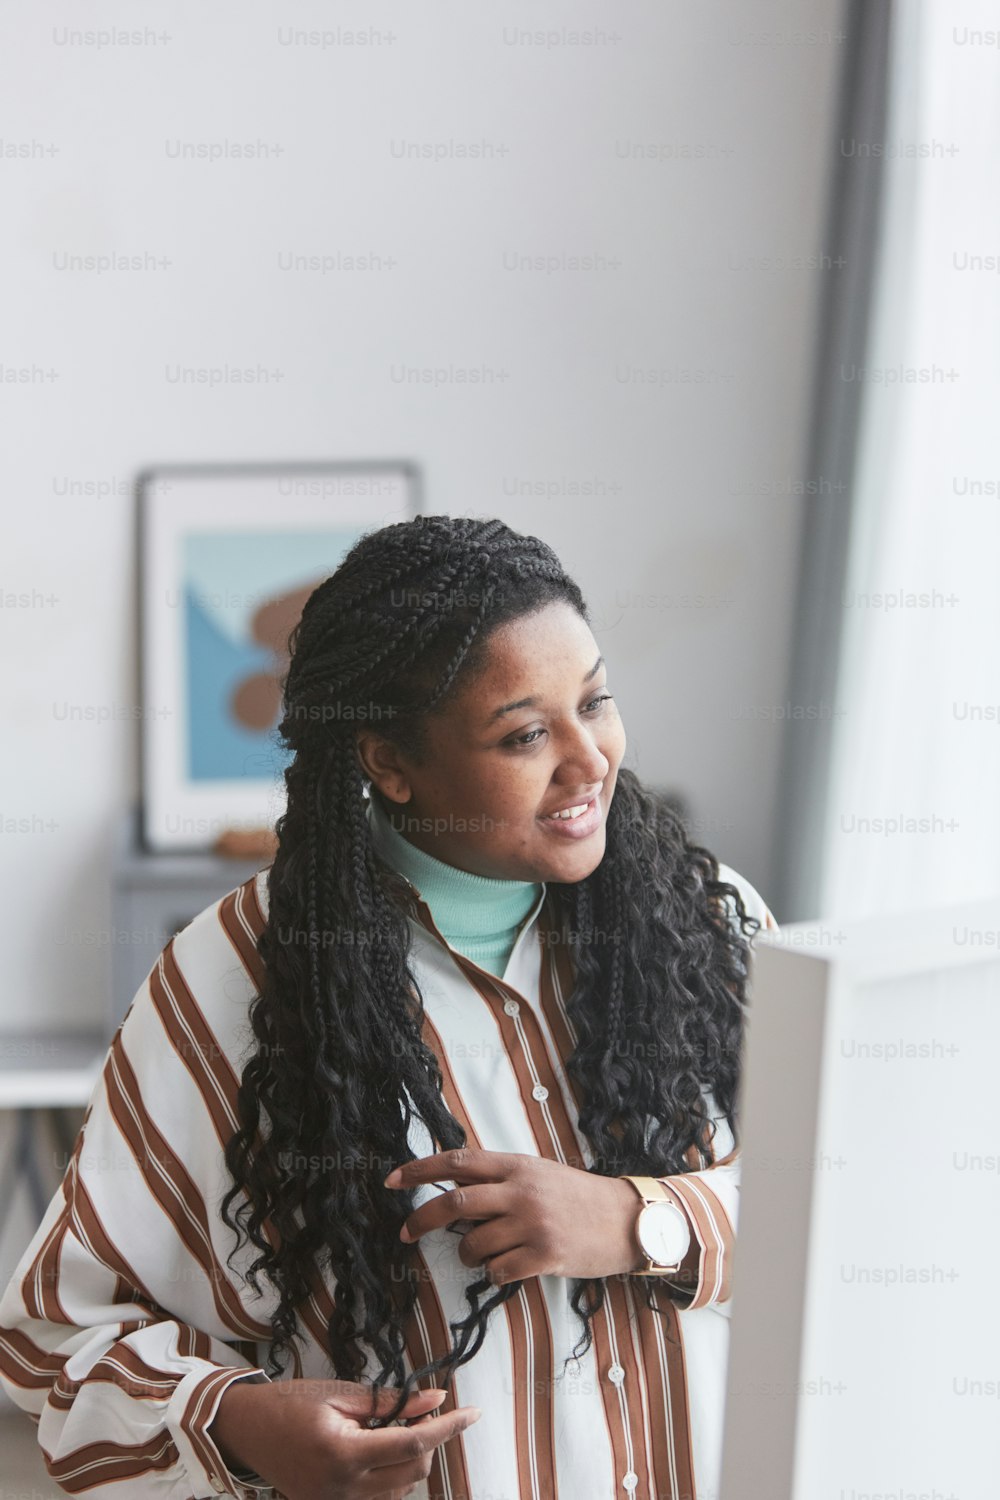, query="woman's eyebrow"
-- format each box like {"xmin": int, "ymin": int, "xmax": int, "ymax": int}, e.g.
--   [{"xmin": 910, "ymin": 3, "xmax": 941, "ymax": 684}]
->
[{"xmin": 484, "ymin": 655, "xmax": 605, "ymax": 724}]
